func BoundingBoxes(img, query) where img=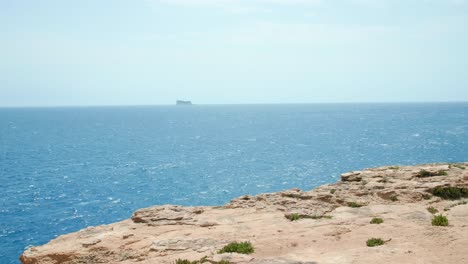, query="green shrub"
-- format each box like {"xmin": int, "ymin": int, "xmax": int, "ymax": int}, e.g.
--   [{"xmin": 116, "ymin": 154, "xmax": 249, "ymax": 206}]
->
[
  {"xmin": 370, "ymin": 217, "xmax": 384, "ymax": 224},
  {"xmin": 427, "ymin": 206, "xmax": 438, "ymax": 214},
  {"xmin": 174, "ymin": 257, "xmax": 211, "ymax": 264},
  {"xmin": 288, "ymin": 213, "xmax": 301, "ymax": 221},
  {"xmin": 219, "ymin": 261, "xmax": 231, "ymax": 264},
  {"xmin": 366, "ymin": 238, "xmax": 385, "ymax": 247},
  {"xmin": 417, "ymin": 170, "xmax": 447, "ymax": 177},
  {"xmin": 389, "ymin": 166, "xmax": 400, "ymax": 170},
  {"xmin": 218, "ymin": 241, "xmax": 254, "ymax": 254},
  {"xmin": 390, "ymin": 195, "xmax": 399, "ymax": 202},
  {"xmin": 432, "ymin": 215, "xmax": 449, "ymax": 226},
  {"xmin": 175, "ymin": 259, "xmax": 198, "ymax": 264},
  {"xmin": 330, "ymin": 189, "xmax": 336, "ymax": 194},
  {"xmin": 347, "ymin": 202, "xmax": 363, "ymax": 208},
  {"xmin": 287, "ymin": 213, "xmax": 332, "ymax": 221},
  {"xmin": 432, "ymin": 186, "xmax": 468, "ymax": 200}
]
